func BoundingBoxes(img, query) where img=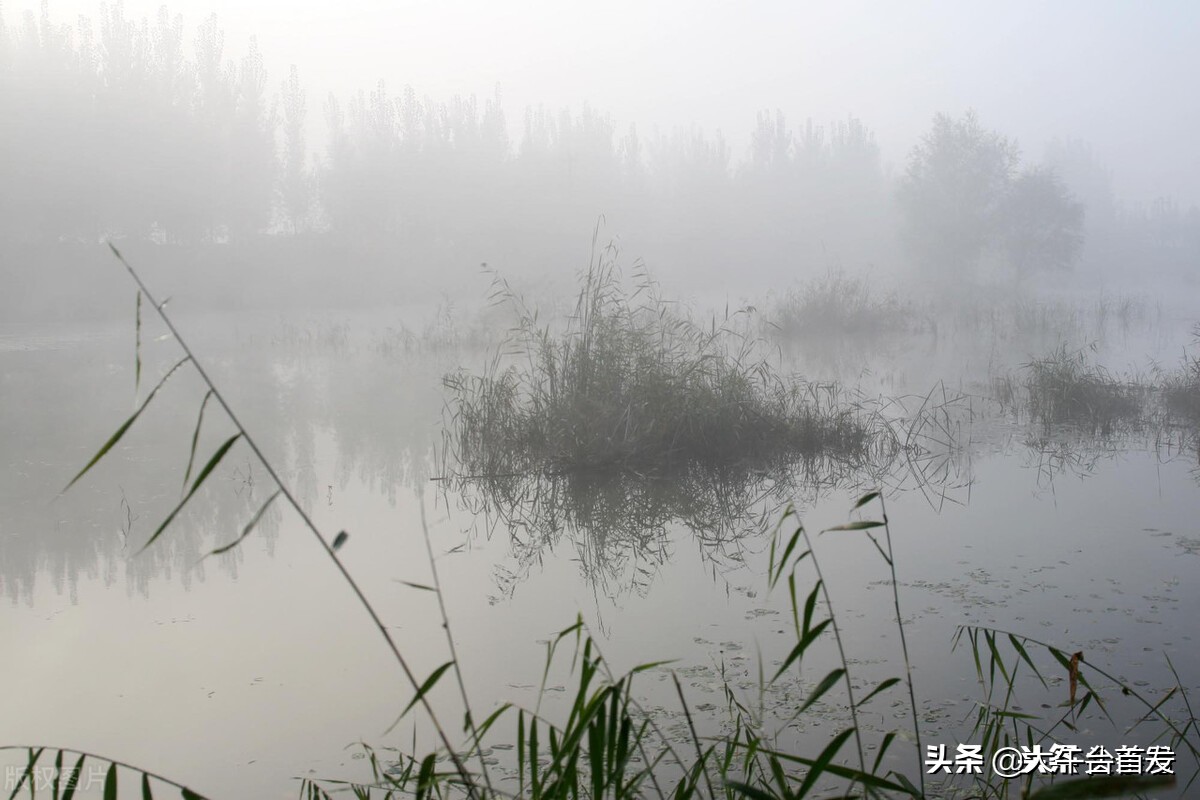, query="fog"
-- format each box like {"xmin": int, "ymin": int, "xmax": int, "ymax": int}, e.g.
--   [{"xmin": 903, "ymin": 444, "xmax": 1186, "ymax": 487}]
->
[
  {"xmin": 4, "ymin": 2, "xmax": 1200, "ymax": 798},
  {"xmin": 3, "ymin": 0, "xmax": 1200, "ymax": 319},
  {"xmin": 9, "ymin": 1, "xmax": 1200, "ymax": 202}
]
